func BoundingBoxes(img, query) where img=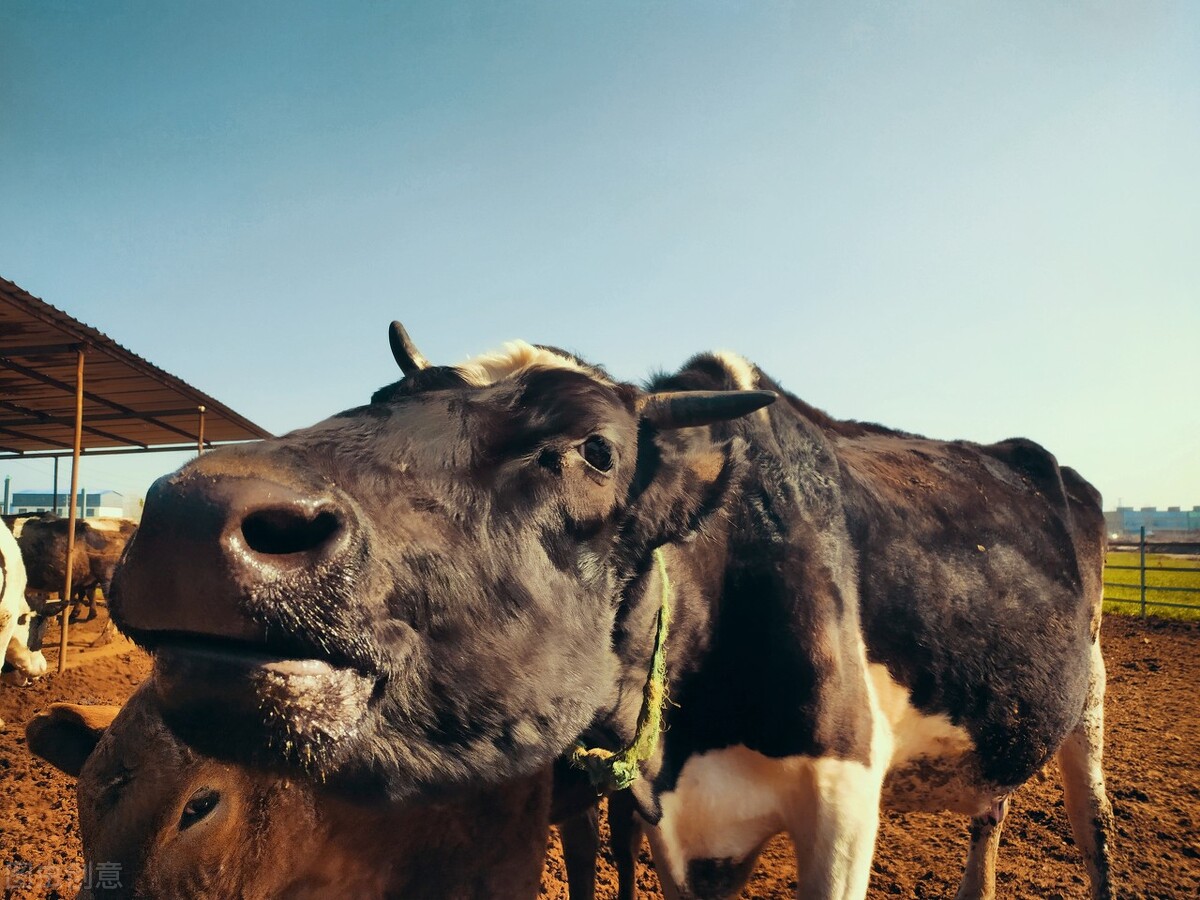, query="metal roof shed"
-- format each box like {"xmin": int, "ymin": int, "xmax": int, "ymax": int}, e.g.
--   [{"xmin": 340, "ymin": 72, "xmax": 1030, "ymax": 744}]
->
[
  {"xmin": 0, "ymin": 276, "xmax": 270, "ymax": 457},
  {"xmin": 1, "ymin": 275, "xmax": 272, "ymax": 670}
]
